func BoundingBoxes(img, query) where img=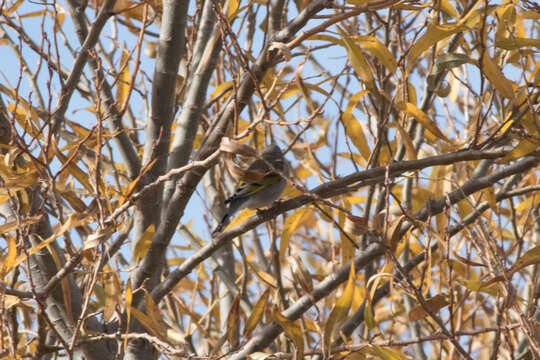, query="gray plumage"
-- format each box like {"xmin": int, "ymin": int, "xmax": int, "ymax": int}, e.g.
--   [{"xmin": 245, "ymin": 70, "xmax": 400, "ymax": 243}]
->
[{"xmin": 212, "ymin": 144, "xmax": 287, "ymax": 234}]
